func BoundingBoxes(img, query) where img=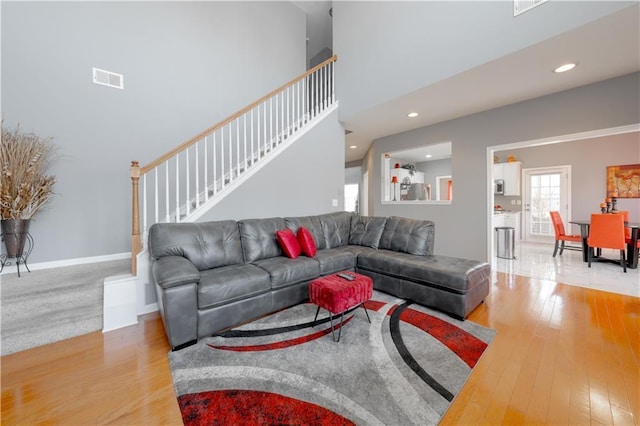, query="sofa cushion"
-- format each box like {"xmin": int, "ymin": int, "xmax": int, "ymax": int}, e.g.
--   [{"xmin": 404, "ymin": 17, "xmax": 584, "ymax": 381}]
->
[
  {"xmin": 239, "ymin": 218, "xmax": 287, "ymax": 263},
  {"xmin": 284, "ymin": 216, "xmax": 326, "ymax": 250},
  {"xmin": 198, "ymin": 264, "xmax": 271, "ymax": 310},
  {"xmin": 148, "ymin": 220, "xmax": 243, "ymax": 270},
  {"xmin": 313, "ymin": 247, "xmax": 357, "ymax": 275},
  {"xmin": 276, "ymin": 229, "xmax": 301, "ymax": 259},
  {"xmin": 378, "ymin": 216, "xmax": 435, "ymax": 256},
  {"xmin": 357, "ymin": 250, "xmax": 490, "ymax": 294},
  {"xmin": 297, "ymin": 227, "xmax": 317, "ymax": 257},
  {"xmin": 349, "ymin": 216, "xmax": 387, "ymax": 249},
  {"xmin": 320, "ymin": 211, "xmax": 354, "ymax": 249},
  {"xmin": 252, "ymin": 256, "xmax": 320, "ymax": 290}
]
